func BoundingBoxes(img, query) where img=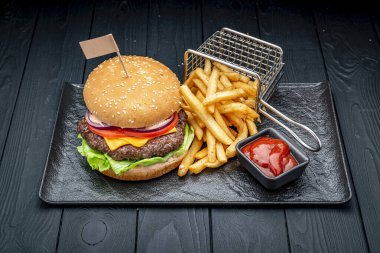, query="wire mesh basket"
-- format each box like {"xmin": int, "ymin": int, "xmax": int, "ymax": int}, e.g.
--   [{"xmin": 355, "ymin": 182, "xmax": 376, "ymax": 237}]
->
[{"xmin": 184, "ymin": 28, "xmax": 321, "ymax": 151}]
